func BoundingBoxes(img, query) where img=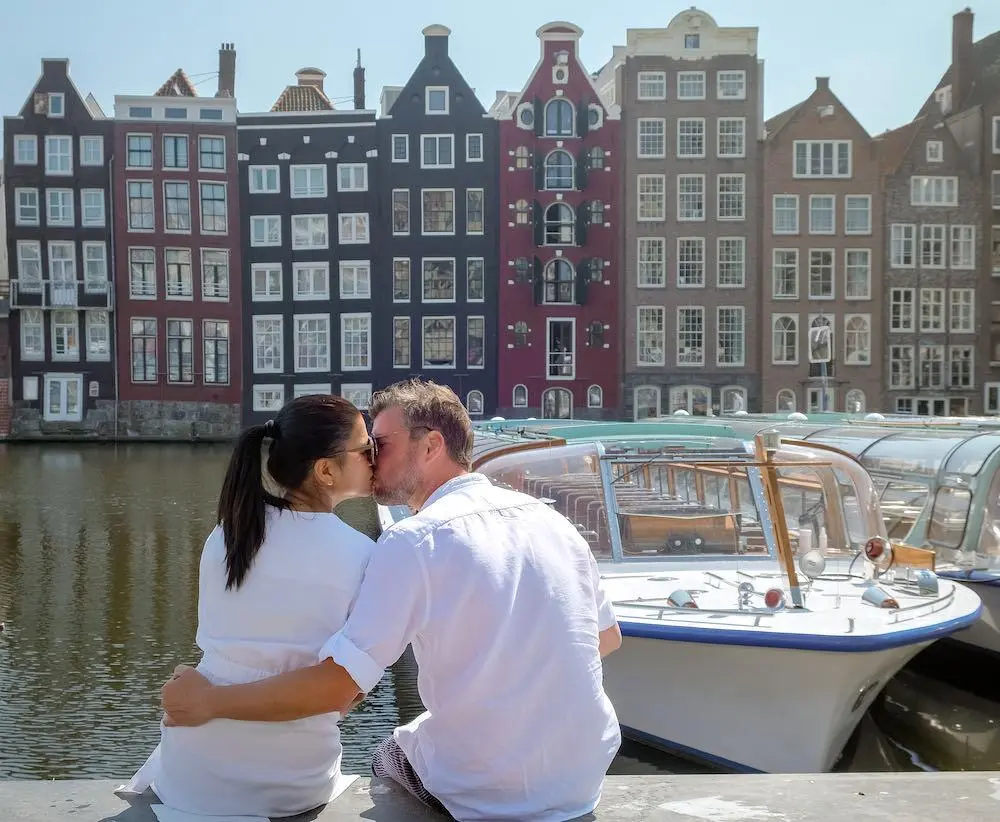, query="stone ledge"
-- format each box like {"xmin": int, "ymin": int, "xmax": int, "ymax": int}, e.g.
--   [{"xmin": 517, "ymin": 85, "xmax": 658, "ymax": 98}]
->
[{"xmin": 2, "ymin": 772, "xmax": 1000, "ymax": 820}]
